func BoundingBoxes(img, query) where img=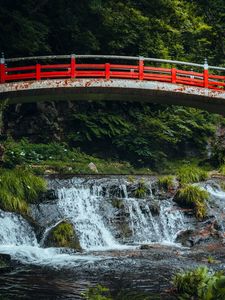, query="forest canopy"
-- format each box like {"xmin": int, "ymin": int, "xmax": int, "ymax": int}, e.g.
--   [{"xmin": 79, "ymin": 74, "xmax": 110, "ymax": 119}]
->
[
  {"xmin": 0, "ymin": 0, "xmax": 224, "ymax": 66},
  {"xmin": 1, "ymin": 0, "xmax": 225, "ymax": 169}
]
